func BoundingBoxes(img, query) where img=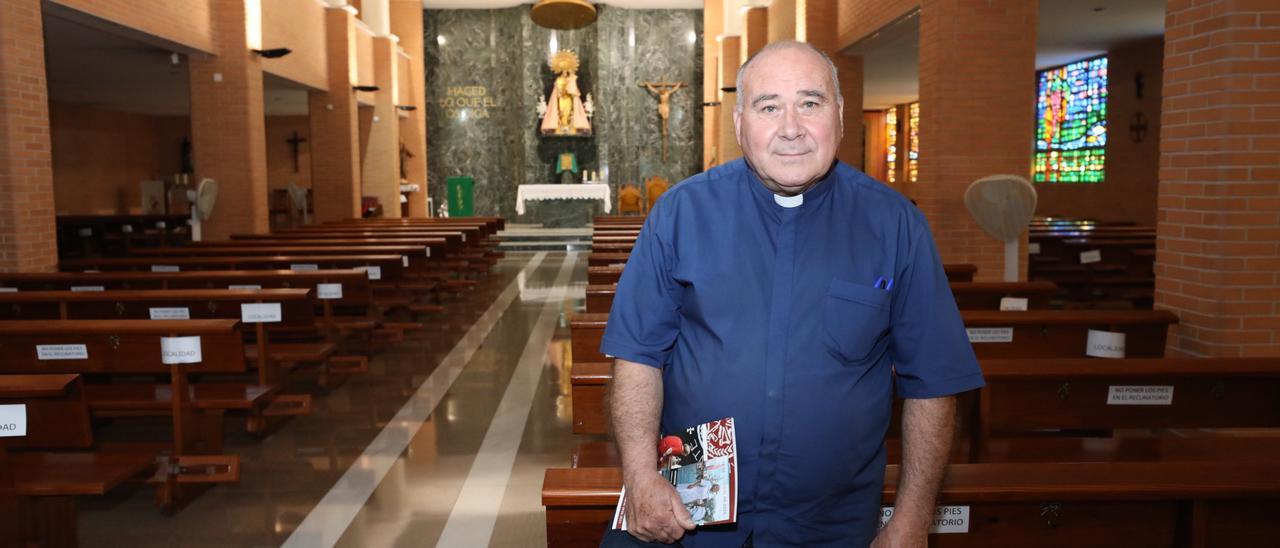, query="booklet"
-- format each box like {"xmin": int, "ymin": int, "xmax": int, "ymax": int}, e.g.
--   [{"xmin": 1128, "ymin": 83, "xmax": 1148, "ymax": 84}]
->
[{"xmin": 612, "ymin": 417, "xmax": 739, "ymax": 530}]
